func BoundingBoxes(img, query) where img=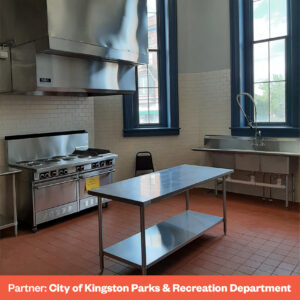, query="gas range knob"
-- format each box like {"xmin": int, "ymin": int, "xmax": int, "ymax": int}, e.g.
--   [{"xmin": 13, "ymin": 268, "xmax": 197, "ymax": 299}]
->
[
  {"xmin": 50, "ymin": 171, "xmax": 57, "ymax": 177},
  {"xmin": 106, "ymin": 159, "xmax": 113, "ymax": 166},
  {"xmin": 76, "ymin": 165, "xmax": 84, "ymax": 172},
  {"xmin": 39, "ymin": 172, "xmax": 50, "ymax": 179},
  {"xmin": 100, "ymin": 161, "xmax": 105, "ymax": 167},
  {"xmin": 92, "ymin": 162, "xmax": 100, "ymax": 169},
  {"xmin": 59, "ymin": 169, "xmax": 65, "ymax": 176},
  {"xmin": 63, "ymin": 169, "xmax": 68, "ymax": 175}
]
